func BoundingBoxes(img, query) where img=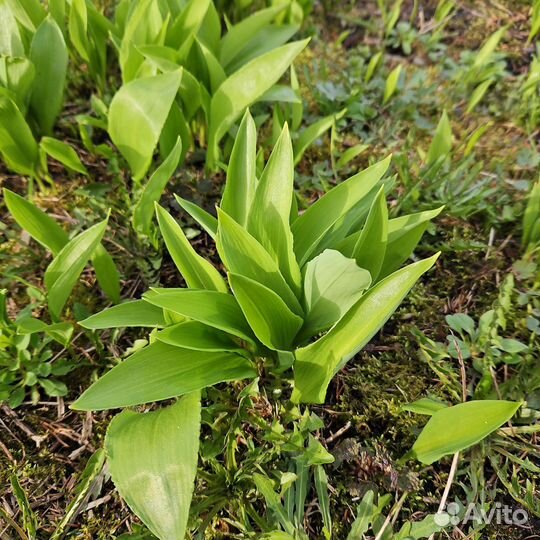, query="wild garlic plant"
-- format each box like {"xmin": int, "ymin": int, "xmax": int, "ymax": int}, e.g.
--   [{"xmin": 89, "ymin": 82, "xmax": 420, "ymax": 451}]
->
[{"xmin": 73, "ymin": 110, "xmax": 442, "ymax": 538}]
